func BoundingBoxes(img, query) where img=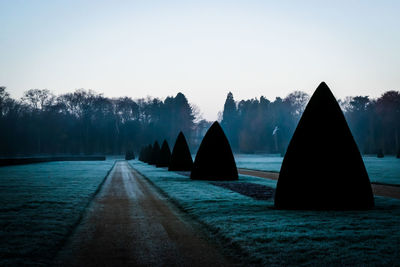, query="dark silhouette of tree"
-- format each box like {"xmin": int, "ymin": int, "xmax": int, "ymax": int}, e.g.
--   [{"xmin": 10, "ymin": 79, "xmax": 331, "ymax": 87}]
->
[
  {"xmin": 219, "ymin": 91, "xmax": 309, "ymax": 154},
  {"xmin": 221, "ymin": 92, "xmax": 239, "ymax": 150},
  {"xmin": 22, "ymin": 89, "xmax": 54, "ymax": 110},
  {"xmin": 0, "ymin": 87, "xmax": 198, "ymax": 157},
  {"xmin": 274, "ymin": 82, "xmax": 374, "ymax": 210},
  {"xmin": 0, "ymin": 85, "xmax": 399, "ymax": 157},
  {"xmin": 162, "ymin": 92, "xmax": 195, "ymax": 146},
  {"xmin": 157, "ymin": 140, "xmax": 171, "ymax": 167},
  {"xmin": 149, "ymin": 141, "xmax": 161, "ymax": 165},
  {"xmin": 0, "ymin": 87, "xmax": 10, "ymax": 115},
  {"xmin": 169, "ymin": 131, "xmax": 193, "ymax": 171},
  {"xmin": 191, "ymin": 121, "xmax": 238, "ymax": 181},
  {"xmin": 141, "ymin": 144, "xmax": 153, "ymax": 163},
  {"xmin": 139, "ymin": 147, "xmax": 144, "ymax": 161},
  {"xmin": 375, "ymin": 91, "xmax": 400, "ymax": 155},
  {"xmin": 125, "ymin": 150, "xmax": 135, "ymax": 160},
  {"xmin": 344, "ymin": 96, "xmax": 371, "ymax": 154}
]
